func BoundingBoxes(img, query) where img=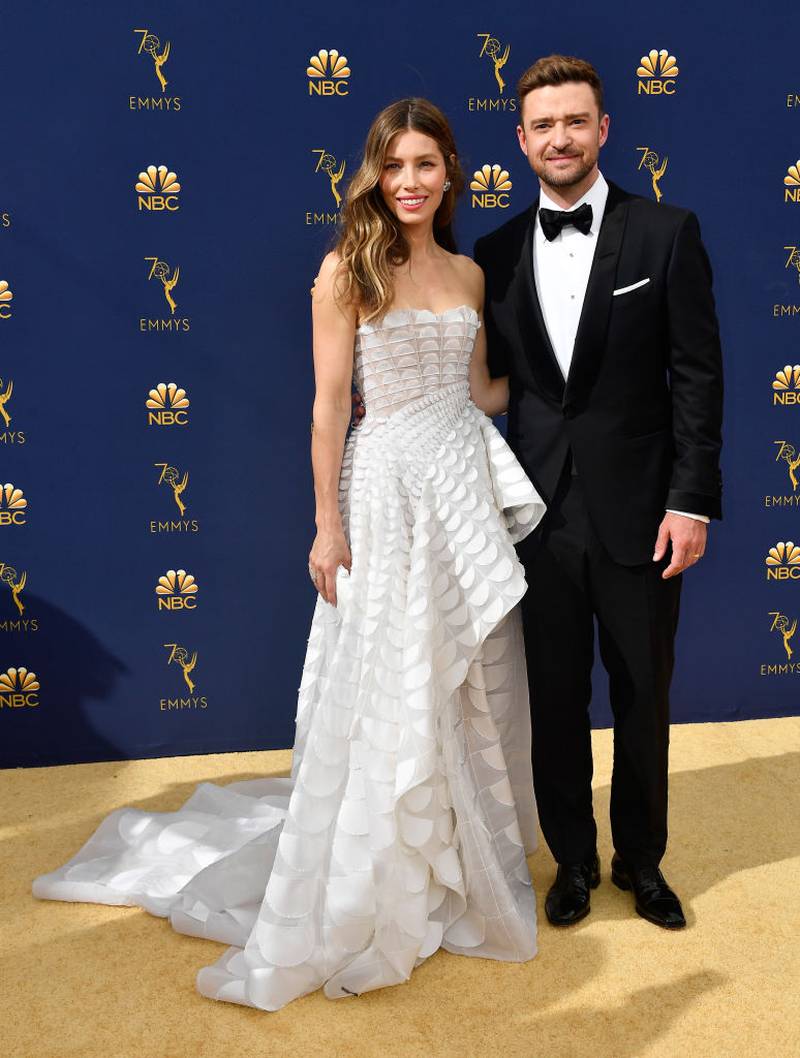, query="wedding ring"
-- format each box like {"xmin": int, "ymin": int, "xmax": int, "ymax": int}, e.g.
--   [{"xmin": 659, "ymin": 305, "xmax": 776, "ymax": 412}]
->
[{"xmin": 308, "ymin": 565, "xmax": 318, "ymax": 585}]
